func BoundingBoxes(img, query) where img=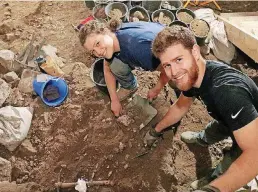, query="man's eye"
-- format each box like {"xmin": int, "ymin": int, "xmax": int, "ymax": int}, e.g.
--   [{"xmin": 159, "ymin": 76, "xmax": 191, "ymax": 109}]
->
[
  {"xmin": 176, "ymin": 58, "xmax": 182, "ymax": 63},
  {"xmin": 165, "ymin": 64, "xmax": 171, "ymax": 69}
]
